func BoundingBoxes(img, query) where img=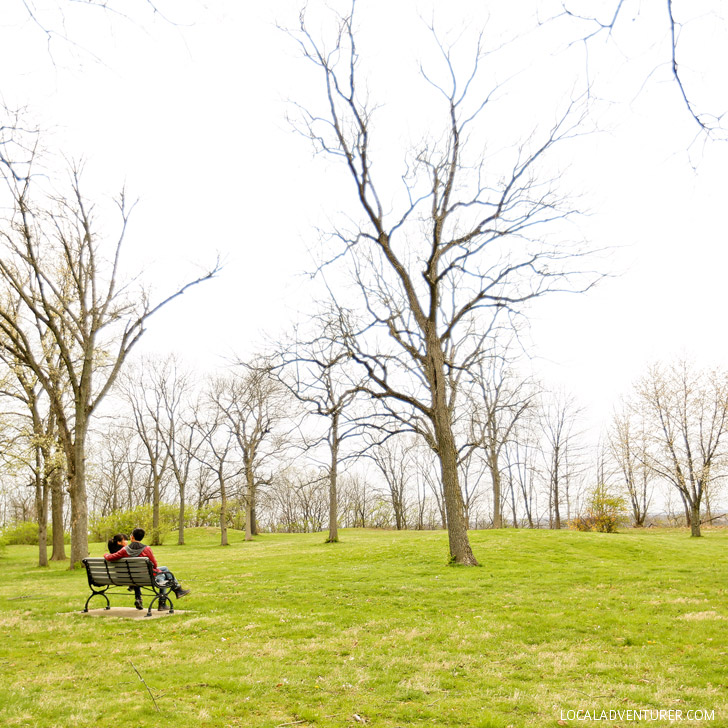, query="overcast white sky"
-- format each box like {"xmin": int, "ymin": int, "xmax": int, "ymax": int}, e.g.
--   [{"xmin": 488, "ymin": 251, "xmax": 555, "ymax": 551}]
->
[{"xmin": 2, "ymin": 0, "xmax": 727, "ymax": 438}]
